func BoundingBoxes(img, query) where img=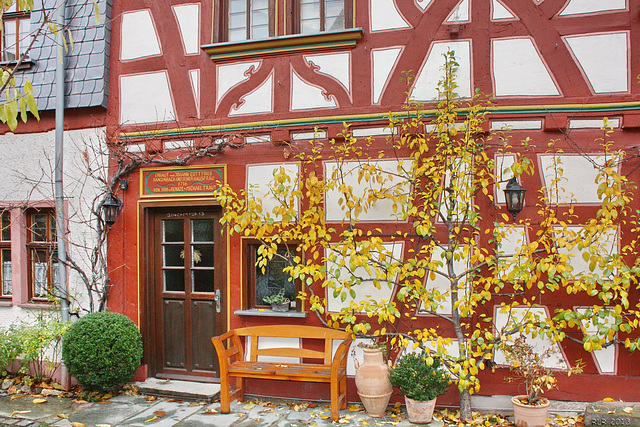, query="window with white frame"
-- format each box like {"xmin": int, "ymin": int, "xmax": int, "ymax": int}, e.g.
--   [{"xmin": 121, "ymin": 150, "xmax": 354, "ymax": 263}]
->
[{"xmin": 1, "ymin": 3, "xmax": 31, "ymax": 62}]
